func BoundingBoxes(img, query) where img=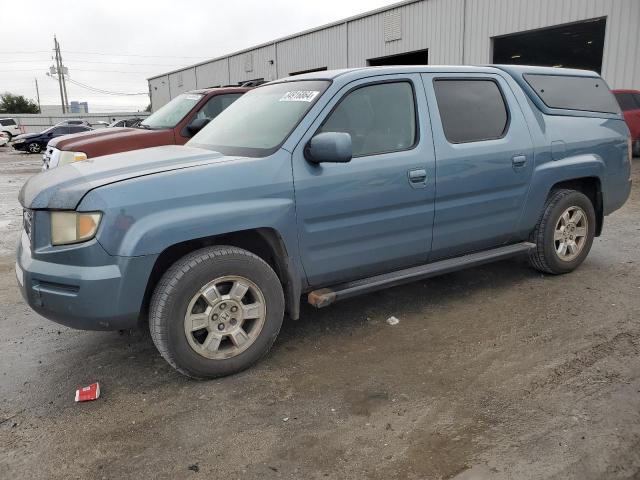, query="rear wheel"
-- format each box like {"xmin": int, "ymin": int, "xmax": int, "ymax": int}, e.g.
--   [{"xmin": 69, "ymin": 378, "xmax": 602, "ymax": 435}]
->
[
  {"xmin": 633, "ymin": 139, "xmax": 640, "ymax": 158},
  {"xmin": 27, "ymin": 142, "xmax": 41, "ymax": 154},
  {"xmin": 529, "ymin": 189, "xmax": 596, "ymax": 274},
  {"xmin": 149, "ymin": 246, "xmax": 284, "ymax": 379},
  {"xmin": 2, "ymin": 131, "xmax": 12, "ymax": 141}
]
